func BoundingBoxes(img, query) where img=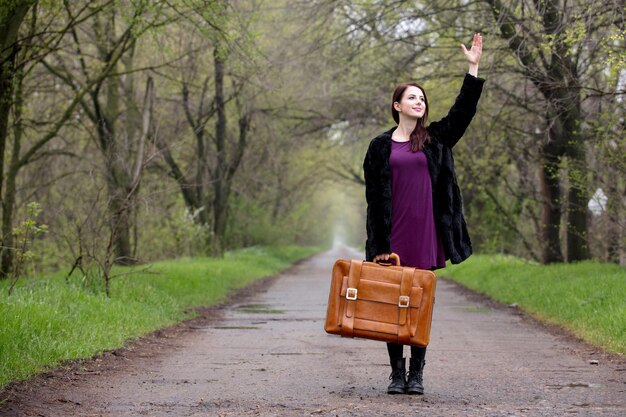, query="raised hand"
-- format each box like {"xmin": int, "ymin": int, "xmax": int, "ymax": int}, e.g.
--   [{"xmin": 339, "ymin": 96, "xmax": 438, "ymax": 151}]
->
[{"xmin": 461, "ymin": 33, "xmax": 482, "ymax": 65}]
